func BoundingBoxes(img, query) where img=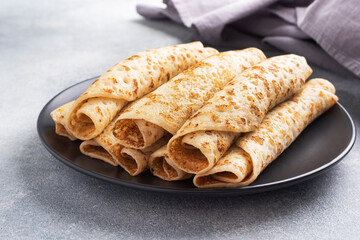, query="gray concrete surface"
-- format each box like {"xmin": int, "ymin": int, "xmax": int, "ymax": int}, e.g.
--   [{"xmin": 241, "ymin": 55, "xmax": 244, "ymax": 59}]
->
[{"xmin": 1, "ymin": 0, "xmax": 359, "ymax": 239}]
